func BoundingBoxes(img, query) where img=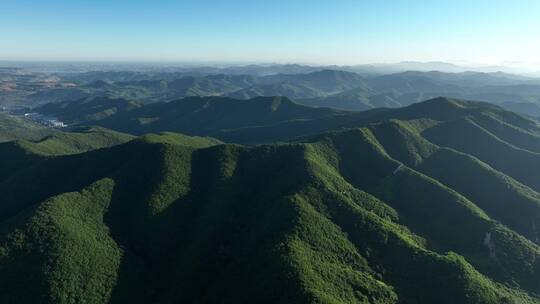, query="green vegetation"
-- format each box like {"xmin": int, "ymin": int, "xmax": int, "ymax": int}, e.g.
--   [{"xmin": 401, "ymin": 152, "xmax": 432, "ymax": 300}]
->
[
  {"xmin": 8, "ymin": 126, "xmax": 134, "ymax": 156},
  {"xmin": 37, "ymin": 97, "xmax": 143, "ymax": 123},
  {"xmin": 0, "ymin": 126, "xmax": 134, "ymax": 182},
  {"xmin": 6, "ymin": 66, "xmax": 540, "ymax": 117},
  {"xmin": 0, "ymin": 112, "xmax": 52, "ymax": 142},
  {"xmin": 1, "ymin": 97, "xmax": 540, "ymax": 303},
  {"xmin": 91, "ymin": 96, "xmax": 353, "ymax": 143}
]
